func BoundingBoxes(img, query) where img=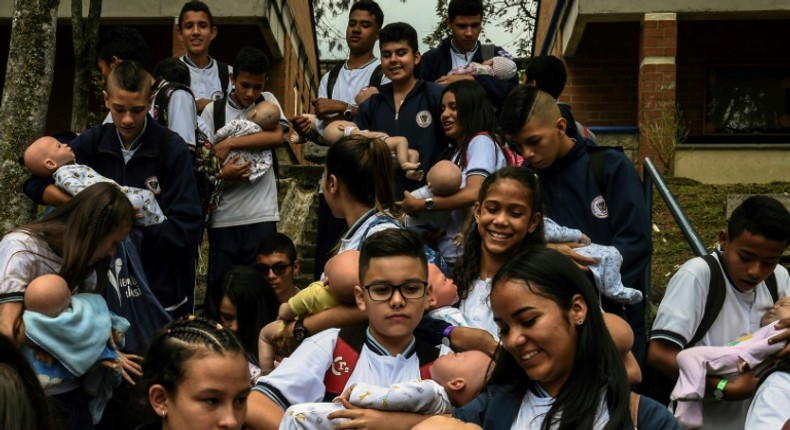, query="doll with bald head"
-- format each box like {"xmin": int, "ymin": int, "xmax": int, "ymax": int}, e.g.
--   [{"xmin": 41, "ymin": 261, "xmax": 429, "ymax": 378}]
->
[{"xmin": 24, "ymin": 136, "xmax": 166, "ymax": 226}]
